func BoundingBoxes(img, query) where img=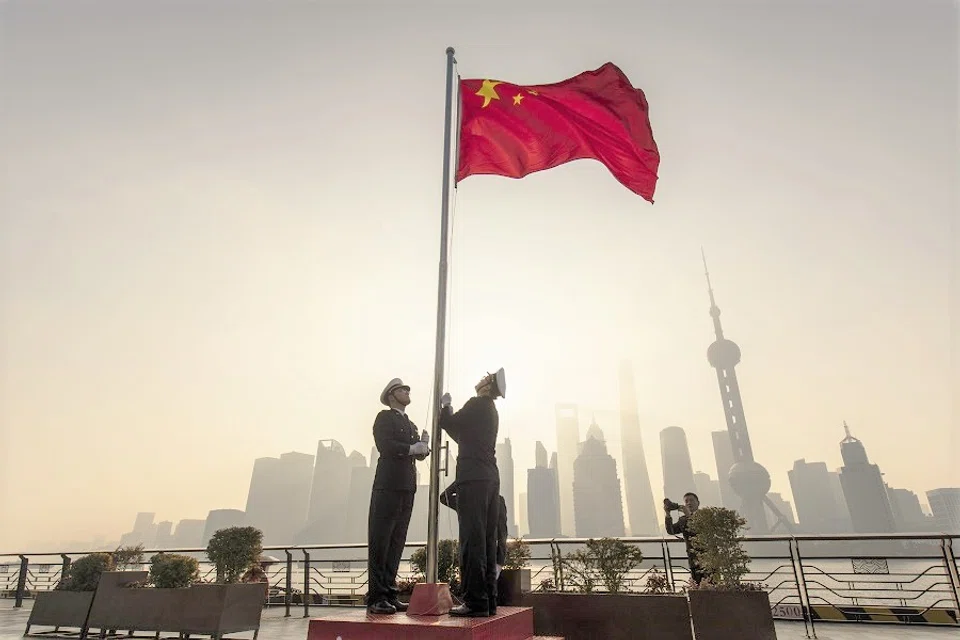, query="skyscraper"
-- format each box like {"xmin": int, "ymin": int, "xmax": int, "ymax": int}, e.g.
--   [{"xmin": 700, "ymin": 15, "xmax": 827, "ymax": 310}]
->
[
  {"xmin": 555, "ymin": 404, "xmax": 580, "ymax": 536},
  {"xmin": 497, "ymin": 438, "xmax": 517, "ymax": 537},
  {"xmin": 660, "ymin": 426, "xmax": 696, "ymax": 504},
  {"xmin": 573, "ymin": 422, "xmax": 625, "ymax": 538},
  {"xmin": 926, "ymin": 488, "xmax": 960, "ymax": 533},
  {"xmin": 693, "ymin": 471, "xmax": 723, "ymax": 507},
  {"xmin": 618, "ymin": 361, "xmax": 659, "ymax": 535},
  {"xmin": 838, "ymin": 423, "xmax": 896, "ymax": 533},
  {"xmin": 244, "ymin": 451, "xmax": 315, "ymax": 544},
  {"xmin": 788, "ymin": 458, "xmax": 851, "ymax": 533},
  {"xmin": 527, "ymin": 442, "xmax": 562, "ymax": 538},
  {"xmin": 701, "ymin": 252, "xmax": 777, "ymax": 532}
]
